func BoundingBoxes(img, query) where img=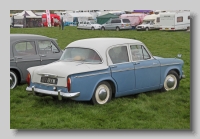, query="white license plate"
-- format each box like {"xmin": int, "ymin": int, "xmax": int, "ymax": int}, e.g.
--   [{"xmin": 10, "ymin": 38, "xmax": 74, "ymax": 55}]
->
[{"xmin": 41, "ymin": 77, "xmax": 58, "ymax": 84}]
